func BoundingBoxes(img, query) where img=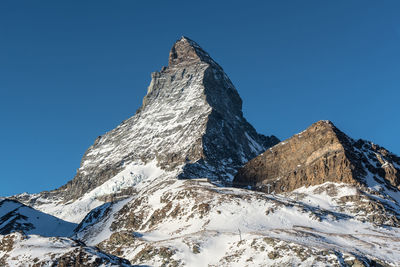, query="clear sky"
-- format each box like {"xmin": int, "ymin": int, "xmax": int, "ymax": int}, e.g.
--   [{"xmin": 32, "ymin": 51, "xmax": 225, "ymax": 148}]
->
[{"xmin": 1, "ymin": 1, "xmax": 399, "ymax": 196}]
